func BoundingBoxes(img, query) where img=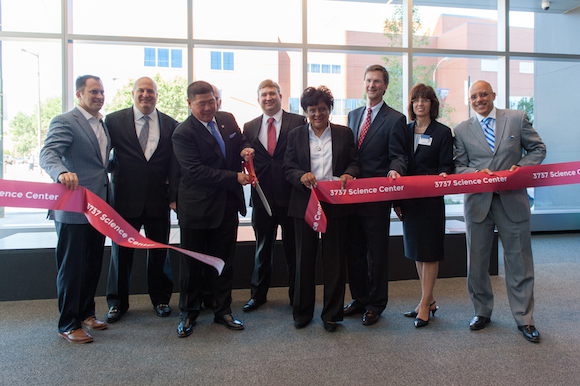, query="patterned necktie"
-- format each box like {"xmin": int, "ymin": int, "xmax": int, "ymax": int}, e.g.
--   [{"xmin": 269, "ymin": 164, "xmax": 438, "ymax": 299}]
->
[
  {"xmin": 358, "ymin": 107, "xmax": 372, "ymax": 148},
  {"xmin": 267, "ymin": 117, "xmax": 276, "ymax": 156},
  {"xmin": 208, "ymin": 120, "xmax": 226, "ymax": 157},
  {"xmin": 138, "ymin": 115, "xmax": 150, "ymax": 154},
  {"xmin": 482, "ymin": 117, "xmax": 495, "ymax": 152},
  {"xmin": 97, "ymin": 118, "xmax": 108, "ymax": 165}
]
